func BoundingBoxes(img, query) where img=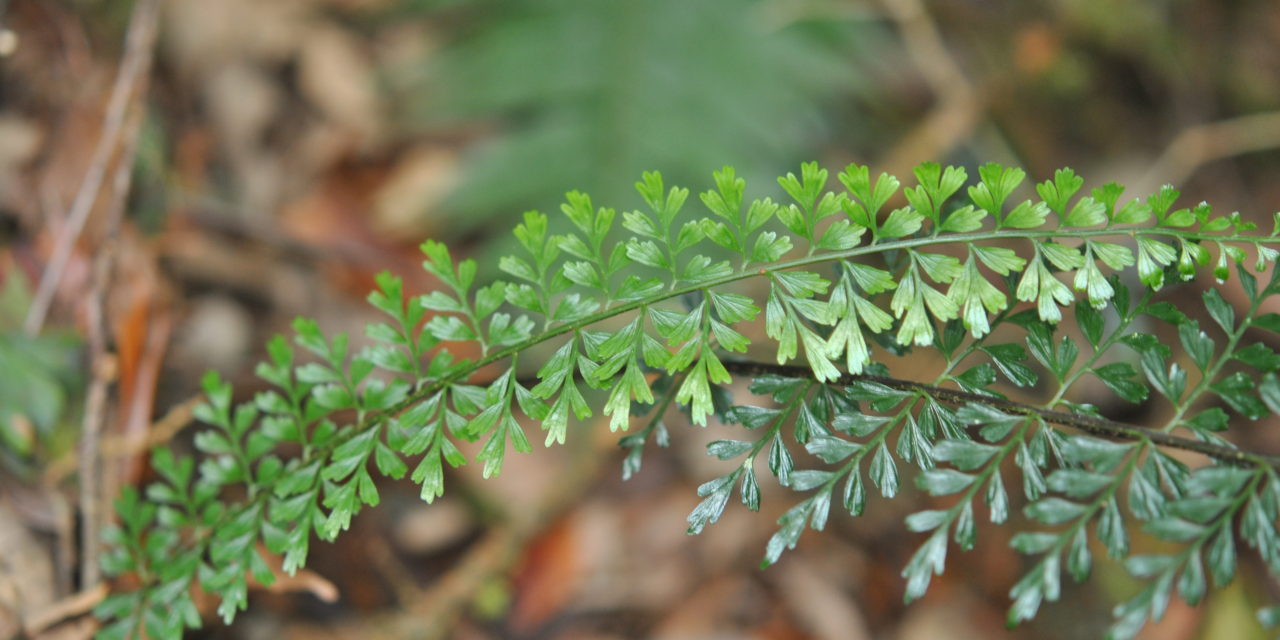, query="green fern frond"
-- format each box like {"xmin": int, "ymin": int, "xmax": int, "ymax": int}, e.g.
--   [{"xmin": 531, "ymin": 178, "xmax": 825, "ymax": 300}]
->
[{"xmin": 98, "ymin": 161, "xmax": 1280, "ymax": 639}]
